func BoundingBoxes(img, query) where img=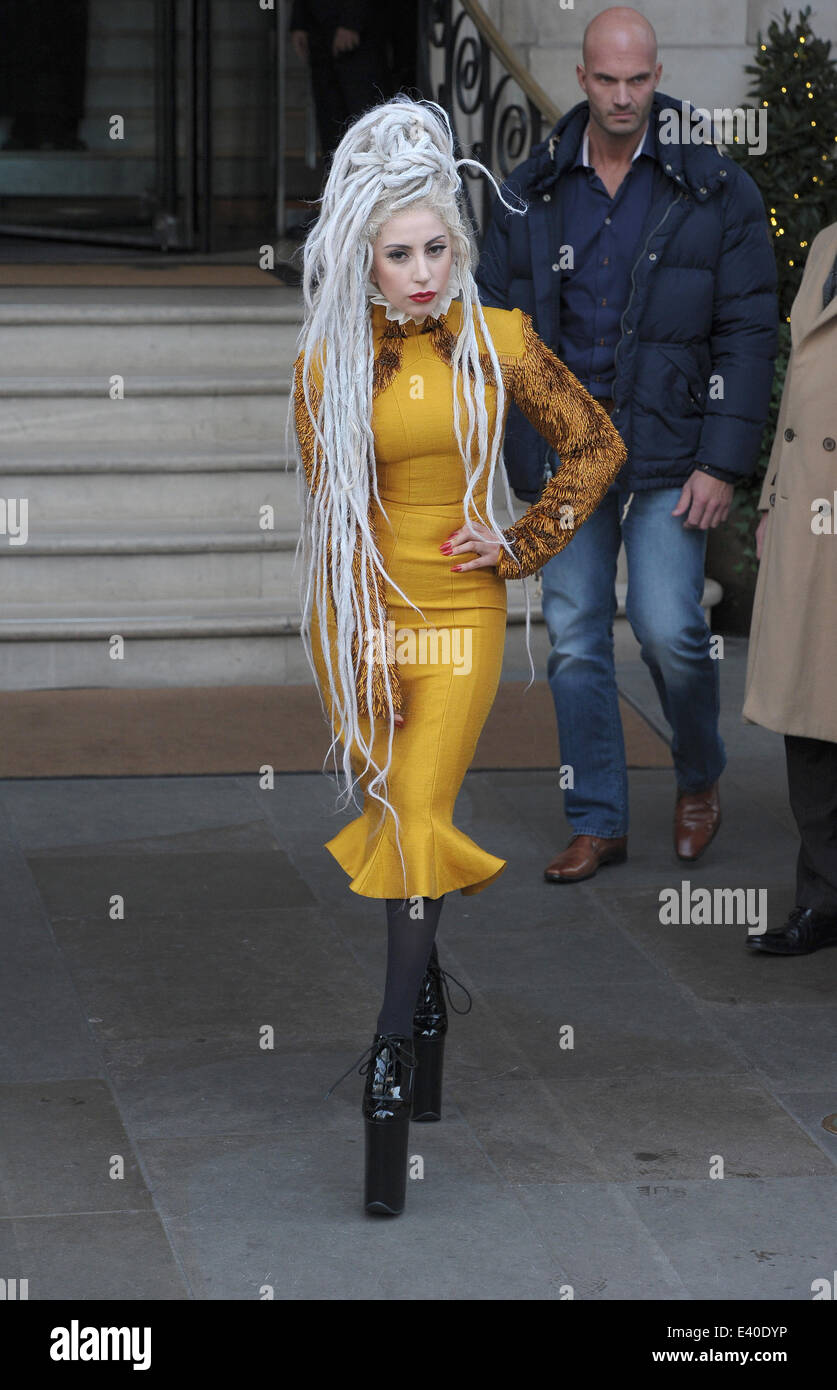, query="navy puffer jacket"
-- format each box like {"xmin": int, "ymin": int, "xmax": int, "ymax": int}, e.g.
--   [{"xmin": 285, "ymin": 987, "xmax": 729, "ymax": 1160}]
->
[{"xmin": 477, "ymin": 91, "xmax": 779, "ymax": 501}]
